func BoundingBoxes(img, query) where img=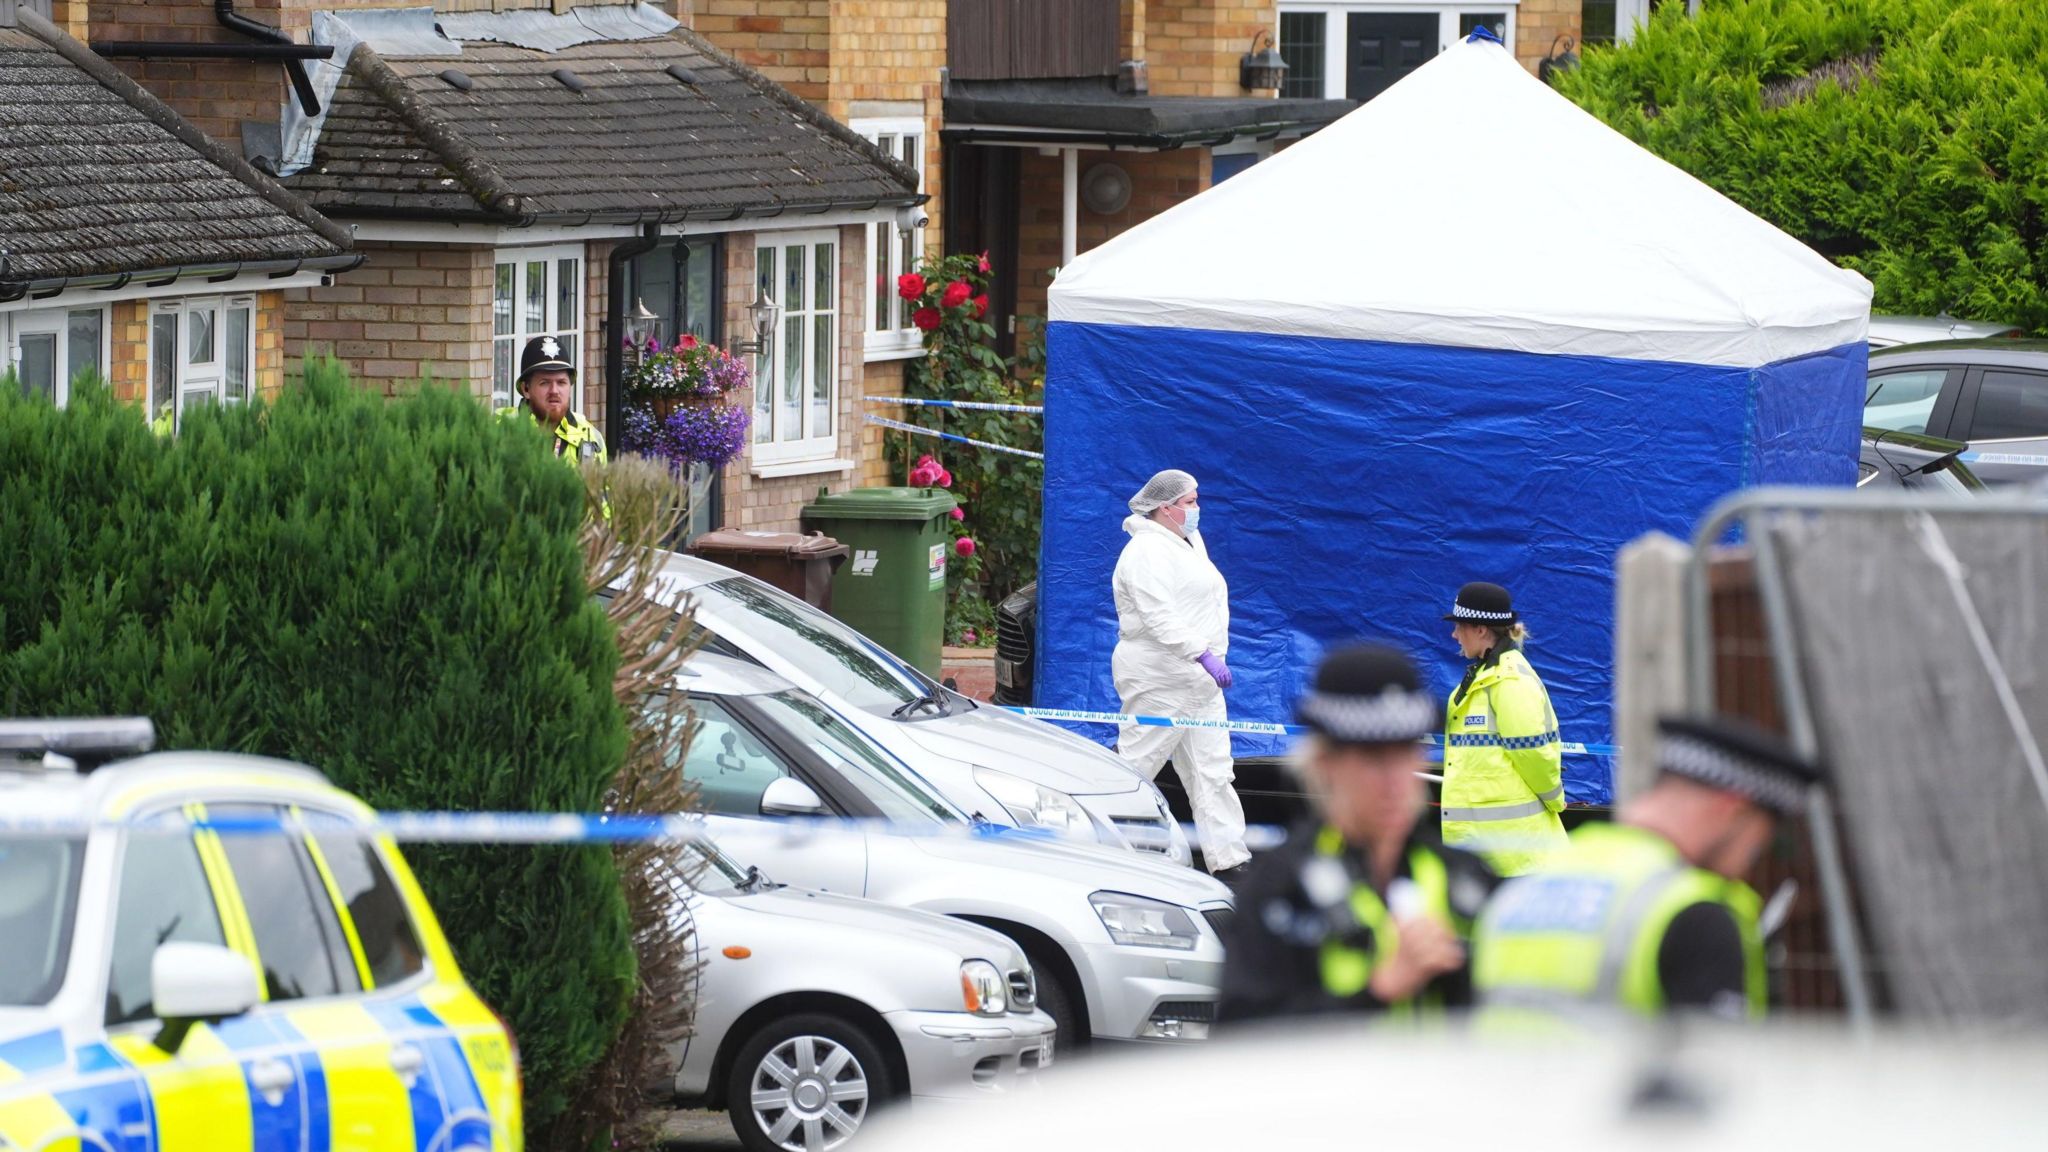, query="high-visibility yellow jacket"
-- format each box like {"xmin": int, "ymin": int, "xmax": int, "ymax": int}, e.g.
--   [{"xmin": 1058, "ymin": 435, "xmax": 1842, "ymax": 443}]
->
[
  {"xmin": 1441, "ymin": 647, "xmax": 1568, "ymax": 876},
  {"xmin": 1471, "ymin": 823, "xmax": 1766, "ymax": 1018},
  {"xmin": 498, "ymin": 404, "xmax": 608, "ymax": 466}
]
